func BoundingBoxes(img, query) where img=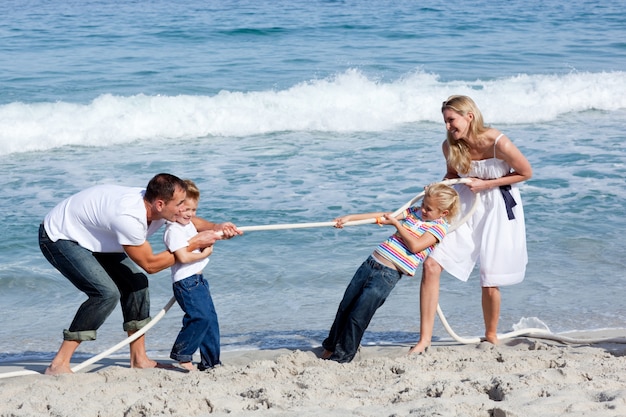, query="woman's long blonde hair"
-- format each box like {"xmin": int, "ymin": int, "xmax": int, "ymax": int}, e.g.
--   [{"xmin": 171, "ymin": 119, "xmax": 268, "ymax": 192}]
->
[{"xmin": 442, "ymin": 95, "xmax": 489, "ymax": 175}]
